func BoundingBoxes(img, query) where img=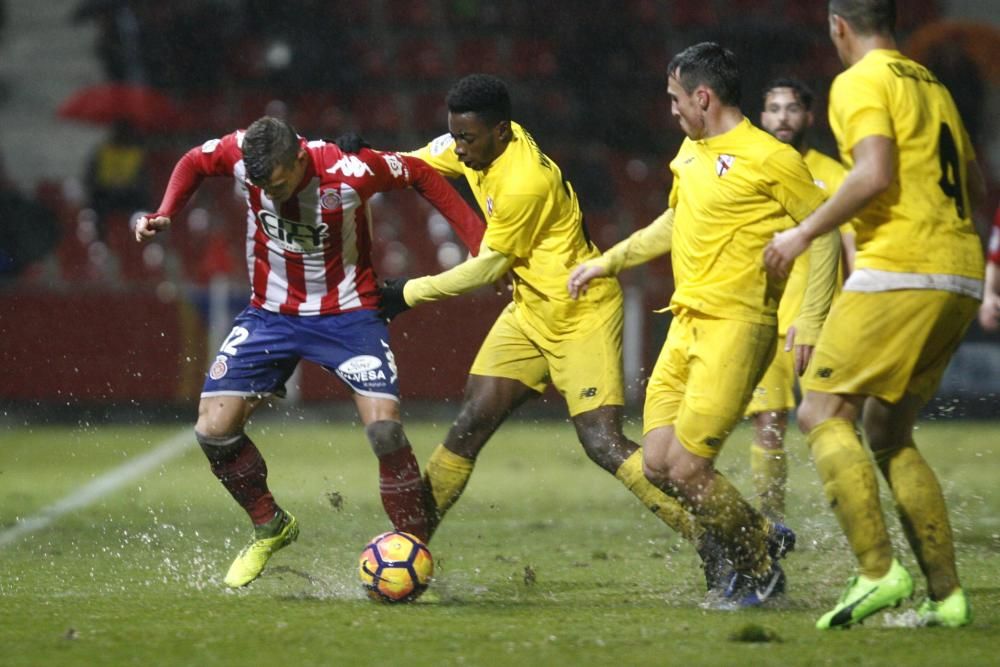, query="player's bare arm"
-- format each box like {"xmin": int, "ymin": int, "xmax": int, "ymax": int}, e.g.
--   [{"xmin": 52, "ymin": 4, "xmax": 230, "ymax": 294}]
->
[{"xmin": 765, "ymin": 135, "xmax": 894, "ymax": 278}]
